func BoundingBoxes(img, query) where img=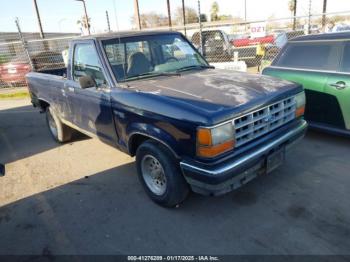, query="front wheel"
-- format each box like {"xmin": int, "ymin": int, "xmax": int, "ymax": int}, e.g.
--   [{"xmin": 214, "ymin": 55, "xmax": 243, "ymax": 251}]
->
[{"xmin": 136, "ymin": 140, "xmax": 189, "ymax": 207}]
